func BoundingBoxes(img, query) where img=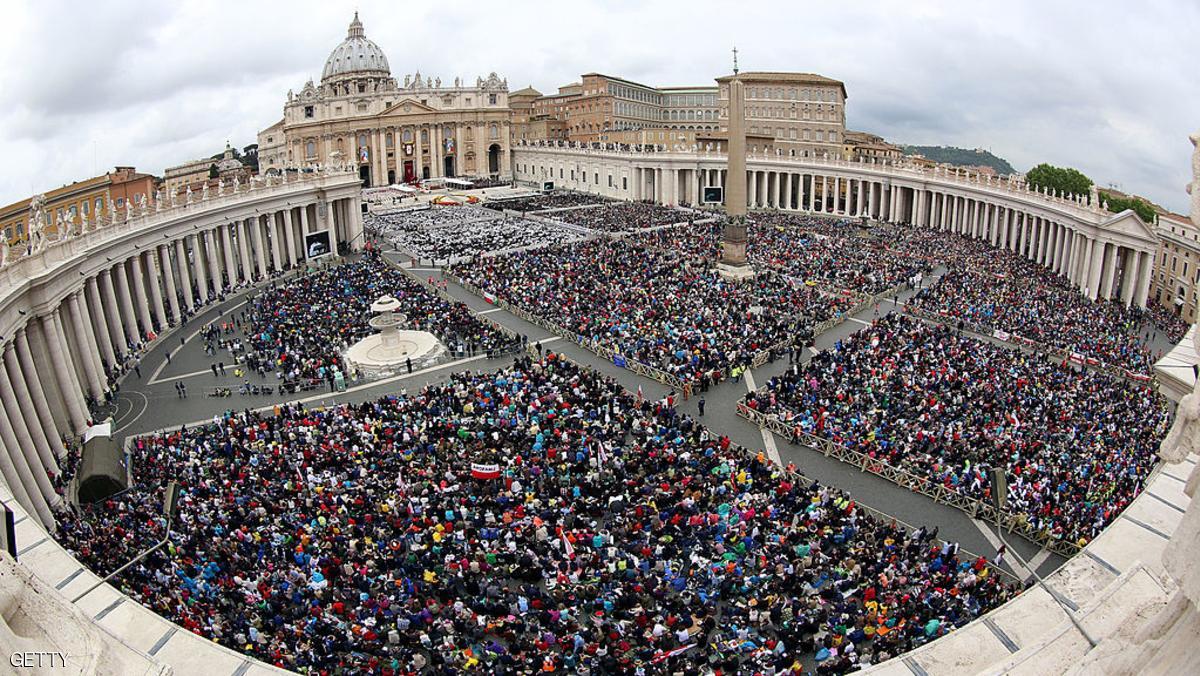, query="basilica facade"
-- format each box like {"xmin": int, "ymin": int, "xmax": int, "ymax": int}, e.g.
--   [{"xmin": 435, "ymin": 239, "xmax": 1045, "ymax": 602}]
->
[{"xmin": 257, "ymin": 13, "xmax": 513, "ymax": 186}]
